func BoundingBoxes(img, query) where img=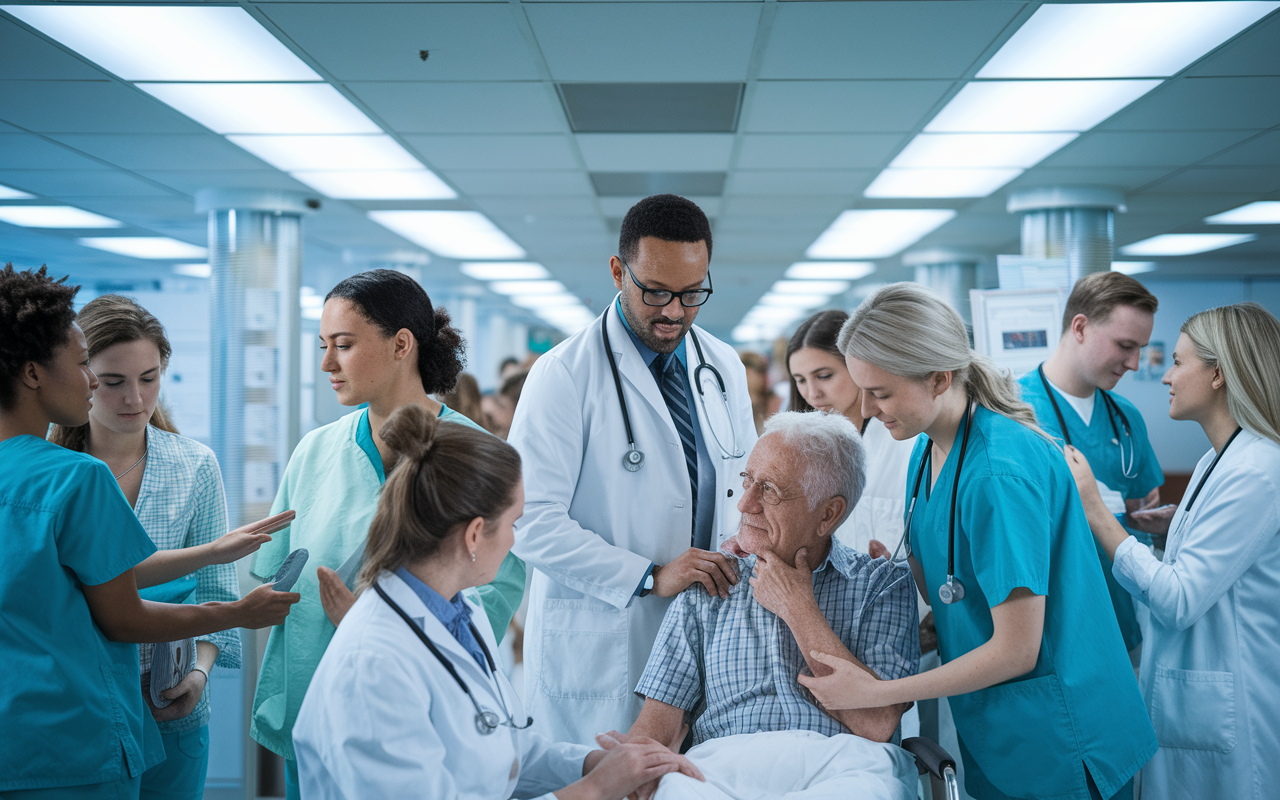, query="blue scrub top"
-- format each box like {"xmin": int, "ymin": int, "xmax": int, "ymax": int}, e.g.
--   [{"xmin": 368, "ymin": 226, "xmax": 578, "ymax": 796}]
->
[
  {"xmin": 906, "ymin": 407, "xmax": 1156, "ymax": 800},
  {"xmin": 0, "ymin": 435, "xmax": 161, "ymax": 792},
  {"xmin": 1018, "ymin": 371, "xmax": 1164, "ymax": 651}
]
